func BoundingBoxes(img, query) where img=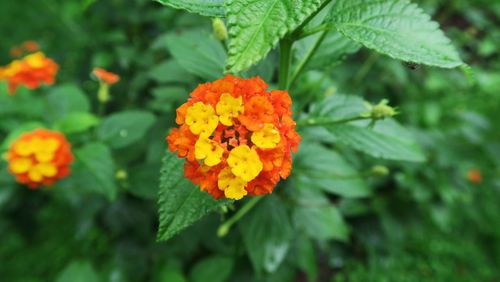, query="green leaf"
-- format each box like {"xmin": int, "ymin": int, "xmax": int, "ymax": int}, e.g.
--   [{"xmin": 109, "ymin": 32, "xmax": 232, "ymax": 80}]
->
[
  {"xmin": 328, "ymin": 0, "xmax": 463, "ymax": 68},
  {"xmin": 295, "ymin": 31, "xmax": 361, "ymax": 69},
  {"xmin": 45, "ymin": 84, "xmax": 91, "ymax": 122},
  {"xmin": 55, "ymin": 260, "xmax": 101, "ymax": 282},
  {"xmin": 328, "ymin": 120, "xmax": 426, "ymax": 162},
  {"xmin": 127, "ymin": 163, "xmax": 159, "ymax": 200},
  {"xmin": 290, "ymin": 235, "xmax": 318, "ymax": 282},
  {"xmin": 156, "ymin": 0, "xmax": 225, "ymax": 17},
  {"xmin": 97, "ymin": 110, "xmax": 156, "ymax": 149},
  {"xmin": 157, "ymin": 151, "xmax": 229, "ymax": 241},
  {"xmin": 239, "ymin": 195, "xmax": 292, "ymax": 274},
  {"xmin": 165, "ymin": 30, "xmax": 227, "ymax": 80},
  {"xmin": 54, "ymin": 112, "xmax": 100, "ymax": 134},
  {"xmin": 303, "ymin": 94, "xmax": 425, "ymax": 162},
  {"xmin": 226, "ymin": 0, "xmax": 322, "ymax": 73},
  {"xmin": 0, "ymin": 122, "xmax": 45, "ymax": 151},
  {"xmin": 73, "ymin": 143, "xmax": 117, "ymax": 200},
  {"xmin": 148, "ymin": 60, "xmax": 196, "ymax": 84},
  {"xmin": 307, "ymin": 93, "xmax": 366, "ymax": 122},
  {"xmin": 151, "ymin": 86, "xmax": 187, "ymax": 103},
  {"xmin": 0, "ymin": 160, "xmax": 14, "ymax": 186},
  {"xmin": 149, "ymin": 86, "xmax": 187, "ymax": 112},
  {"xmin": 157, "ymin": 270, "xmax": 187, "ymax": 282},
  {"xmin": 293, "ymin": 142, "xmax": 370, "ymax": 198},
  {"xmin": 292, "ymin": 186, "xmax": 349, "ymax": 241},
  {"xmin": 0, "ymin": 86, "xmax": 45, "ymax": 118},
  {"xmin": 189, "ymin": 256, "xmax": 234, "ymax": 282}
]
